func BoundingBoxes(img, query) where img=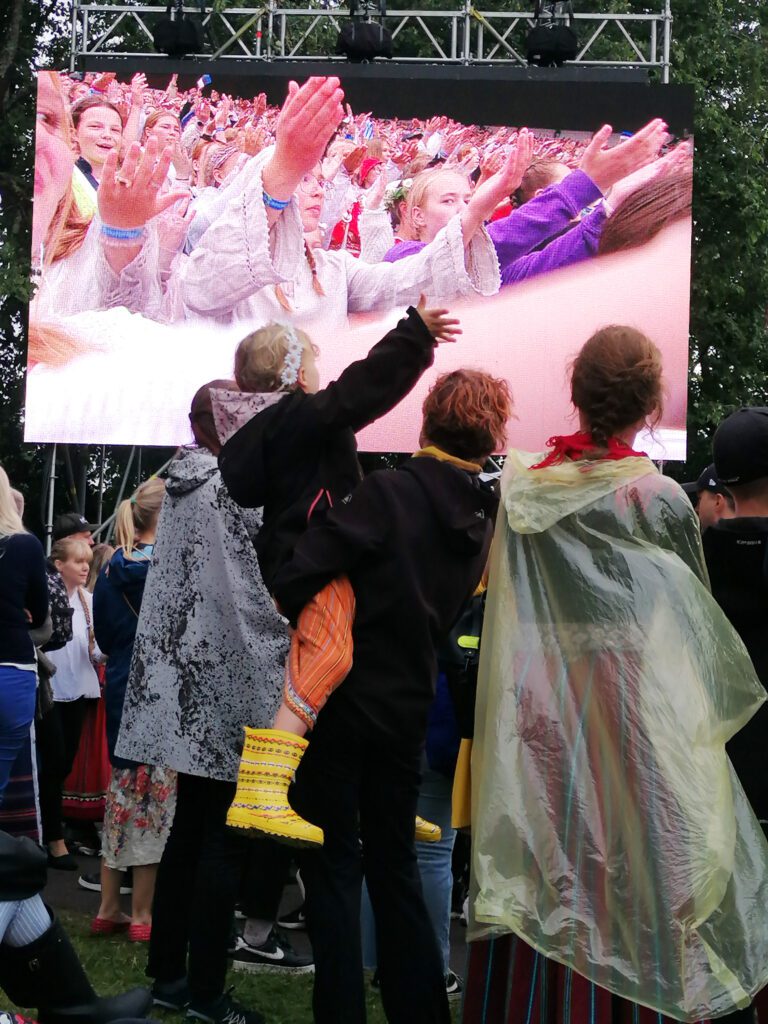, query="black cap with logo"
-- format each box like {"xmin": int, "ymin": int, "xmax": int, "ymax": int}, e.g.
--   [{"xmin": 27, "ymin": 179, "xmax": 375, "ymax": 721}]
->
[
  {"xmin": 682, "ymin": 463, "xmax": 731, "ymax": 499},
  {"xmin": 713, "ymin": 407, "xmax": 768, "ymax": 486},
  {"xmin": 52, "ymin": 512, "xmax": 98, "ymax": 541}
]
